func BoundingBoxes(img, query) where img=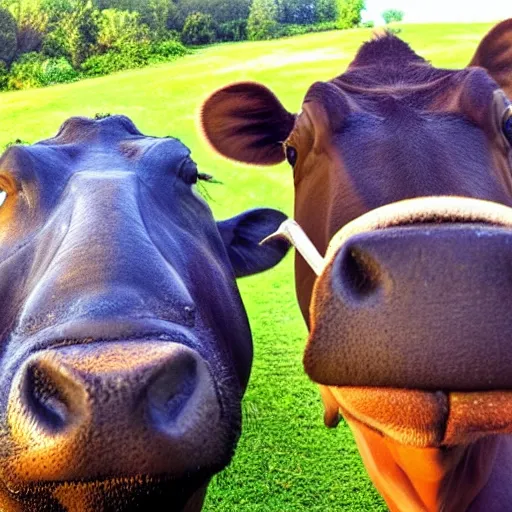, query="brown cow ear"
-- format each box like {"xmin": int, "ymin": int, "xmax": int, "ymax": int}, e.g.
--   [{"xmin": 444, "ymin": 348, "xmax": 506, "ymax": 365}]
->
[
  {"xmin": 201, "ymin": 82, "xmax": 295, "ymax": 165},
  {"xmin": 469, "ymin": 18, "xmax": 512, "ymax": 98}
]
